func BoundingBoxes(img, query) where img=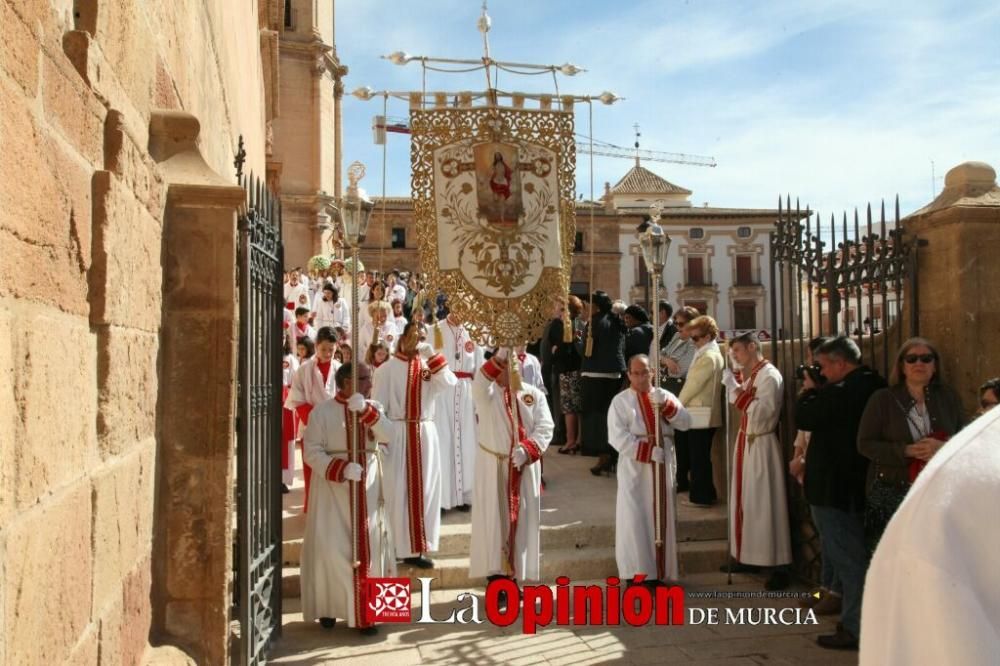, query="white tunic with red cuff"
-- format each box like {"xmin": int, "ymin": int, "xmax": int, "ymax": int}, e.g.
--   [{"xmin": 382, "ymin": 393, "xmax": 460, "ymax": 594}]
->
[
  {"xmin": 469, "ymin": 357, "xmax": 554, "ymax": 581},
  {"xmin": 608, "ymin": 387, "xmax": 690, "ymax": 582},
  {"xmin": 301, "ymin": 394, "xmax": 396, "ymax": 628},
  {"xmin": 373, "ymin": 352, "xmax": 457, "ymax": 558},
  {"xmin": 726, "ymin": 360, "xmax": 791, "ymax": 566},
  {"xmin": 433, "ymin": 321, "xmax": 484, "ymax": 509}
]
